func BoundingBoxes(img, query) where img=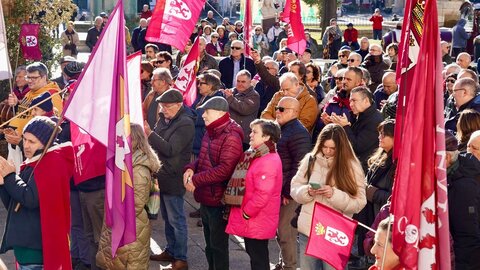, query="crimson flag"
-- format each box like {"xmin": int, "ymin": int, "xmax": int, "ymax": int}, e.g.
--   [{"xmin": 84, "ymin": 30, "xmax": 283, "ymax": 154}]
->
[
  {"xmin": 390, "ymin": 0, "xmax": 450, "ymax": 268},
  {"xmin": 146, "ymin": 0, "xmax": 205, "ymax": 51},
  {"xmin": 306, "ymin": 202, "xmax": 357, "ymax": 270},
  {"xmin": 286, "ymin": 0, "xmax": 306, "ymax": 54},
  {"xmin": 19, "ymin": 24, "xmax": 42, "ymax": 60},
  {"xmin": 173, "ymin": 37, "xmax": 199, "ymax": 106},
  {"xmin": 280, "ymin": 0, "xmax": 291, "ymax": 23}
]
